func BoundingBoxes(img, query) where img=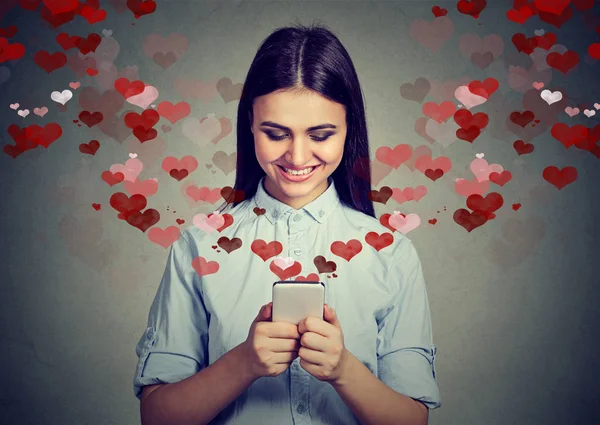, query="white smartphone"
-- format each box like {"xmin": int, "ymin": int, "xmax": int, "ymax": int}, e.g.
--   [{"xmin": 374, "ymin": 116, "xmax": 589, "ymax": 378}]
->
[{"xmin": 272, "ymin": 280, "xmax": 325, "ymax": 325}]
